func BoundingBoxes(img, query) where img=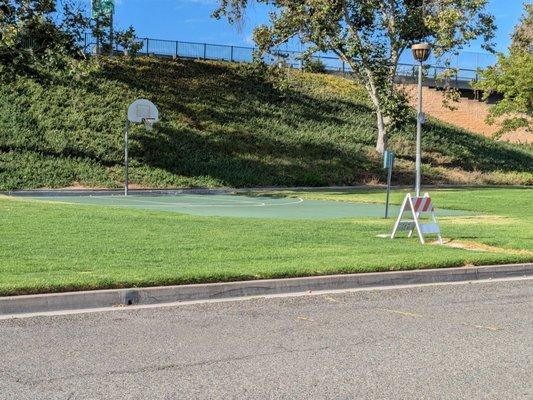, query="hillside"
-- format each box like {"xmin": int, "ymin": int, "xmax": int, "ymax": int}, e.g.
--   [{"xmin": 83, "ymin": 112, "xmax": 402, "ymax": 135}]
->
[{"xmin": 1, "ymin": 56, "xmax": 531, "ymax": 190}]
